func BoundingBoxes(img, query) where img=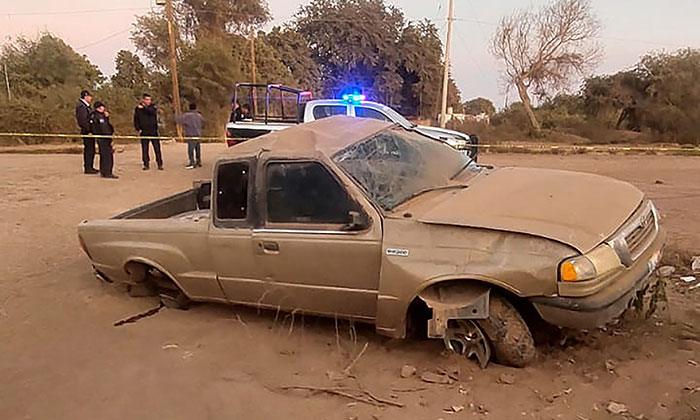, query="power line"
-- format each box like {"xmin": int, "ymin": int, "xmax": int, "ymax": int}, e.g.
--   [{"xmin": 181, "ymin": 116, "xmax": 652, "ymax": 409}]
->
[
  {"xmin": 75, "ymin": 27, "xmax": 131, "ymax": 50},
  {"xmin": 0, "ymin": 7, "xmax": 150, "ymax": 17}
]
